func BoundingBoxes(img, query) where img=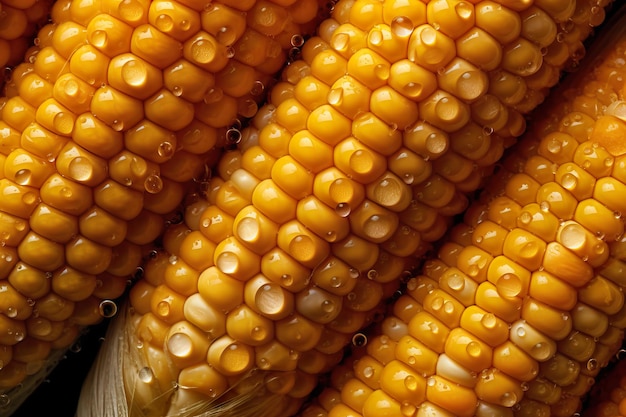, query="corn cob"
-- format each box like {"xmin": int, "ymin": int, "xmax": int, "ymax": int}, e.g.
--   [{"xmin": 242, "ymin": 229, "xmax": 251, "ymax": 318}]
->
[
  {"xmin": 0, "ymin": 0, "xmax": 331, "ymax": 414},
  {"xmin": 298, "ymin": 7, "xmax": 626, "ymax": 417},
  {"xmin": 75, "ymin": 1, "xmax": 612, "ymax": 416}
]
